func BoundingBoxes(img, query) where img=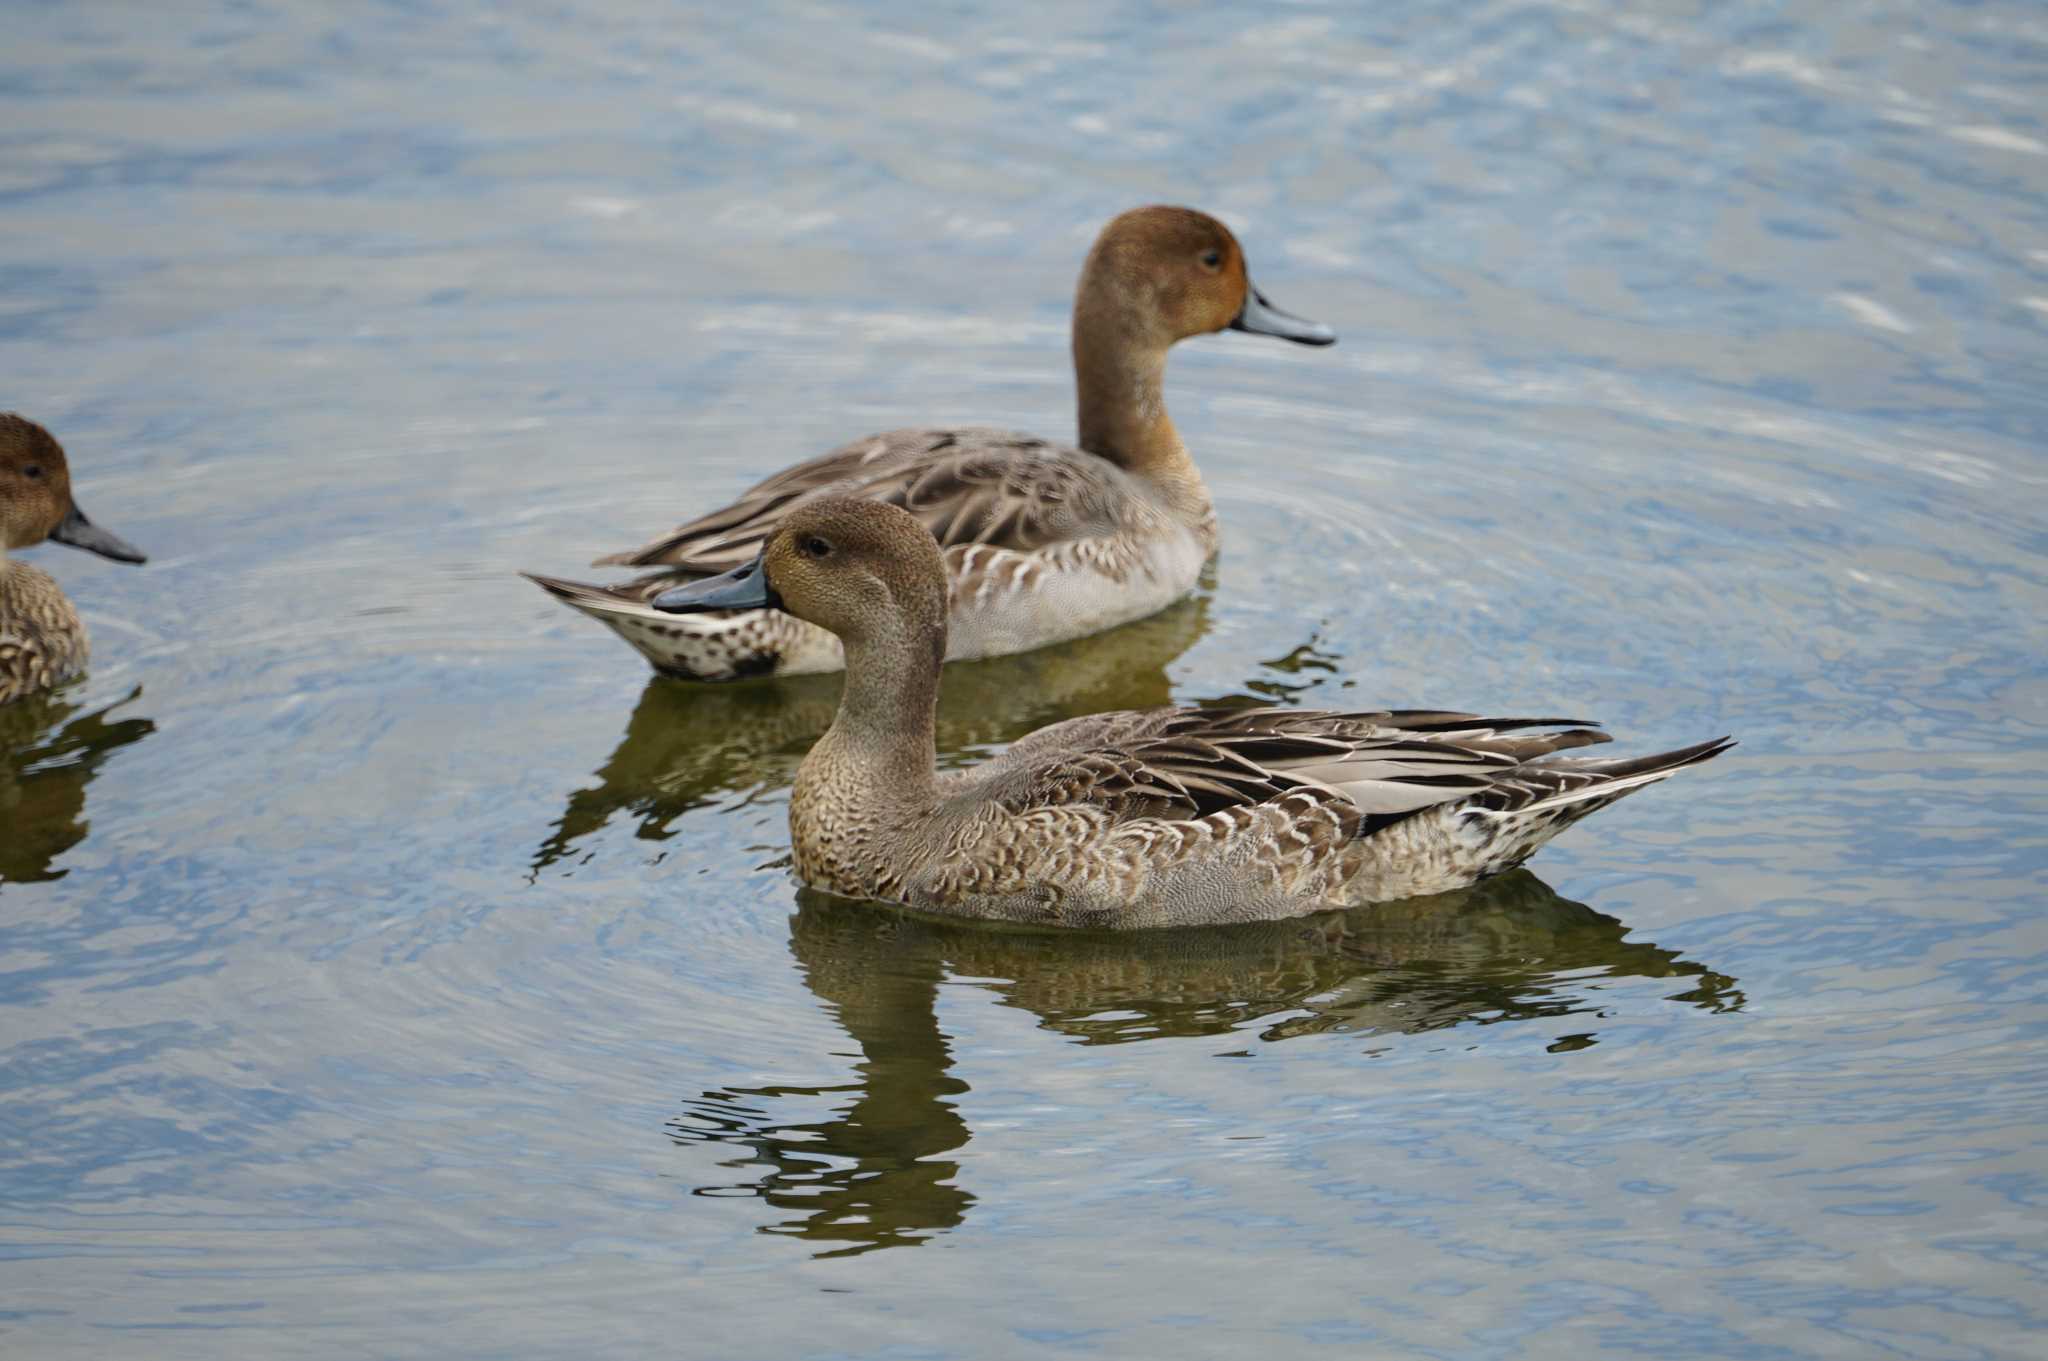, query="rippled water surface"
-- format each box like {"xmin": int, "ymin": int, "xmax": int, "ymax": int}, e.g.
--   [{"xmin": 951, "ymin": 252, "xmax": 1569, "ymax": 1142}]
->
[{"xmin": 5, "ymin": 2, "xmax": 2047, "ymax": 1357}]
